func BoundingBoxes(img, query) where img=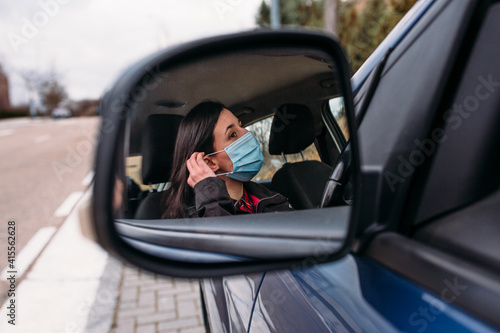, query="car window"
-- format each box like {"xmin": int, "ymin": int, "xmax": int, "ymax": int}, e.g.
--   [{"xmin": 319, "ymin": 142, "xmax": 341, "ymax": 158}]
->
[
  {"xmin": 328, "ymin": 97, "xmax": 349, "ymax": 141},
  {"xmin": 413, "ymin": 3, "xmax": 500, "ymax": 225},
  {"xmin": 126, "ymin": 155, "xmax": 145, "ymax": 187},
  {"xmin": 246, "ymin": 116, "xmax": 321, "ymax": 181}
]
